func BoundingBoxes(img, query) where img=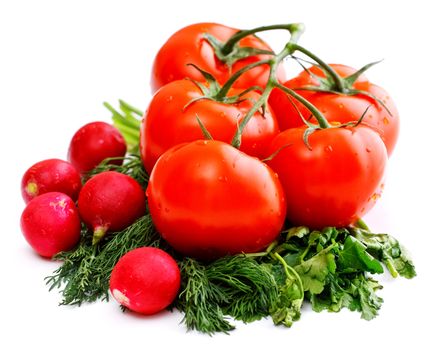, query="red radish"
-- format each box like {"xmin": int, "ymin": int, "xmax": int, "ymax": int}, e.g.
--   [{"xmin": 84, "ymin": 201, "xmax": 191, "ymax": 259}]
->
[
  {"xmin": 78, "ymin": 171, "xmax": 146, "ymax": 244},
  {"xmin": 110, "ymin": 247, "xmax": 181, "ymax": 315},
  {"xmin": 68, "ymin": 121, "xmax": 126, "ymax": 173},
  {"xmin": 20, "ymin": 192, "xmax": 81, "ymax": 258},
  {"xmin": 21, "ymin": 158, "xmax": 82, "ymax": 203}
]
